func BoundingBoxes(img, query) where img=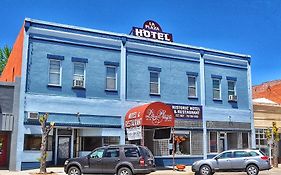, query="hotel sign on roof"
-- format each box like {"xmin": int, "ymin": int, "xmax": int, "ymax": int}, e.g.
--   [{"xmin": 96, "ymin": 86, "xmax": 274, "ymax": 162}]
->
[{"xmin": 131, "ymin": 20, "xmax": 173, "ymax": 42}]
